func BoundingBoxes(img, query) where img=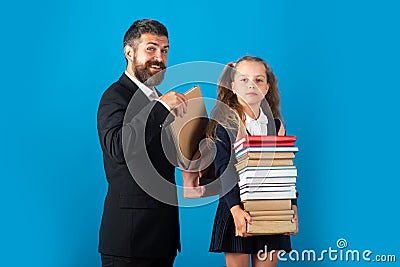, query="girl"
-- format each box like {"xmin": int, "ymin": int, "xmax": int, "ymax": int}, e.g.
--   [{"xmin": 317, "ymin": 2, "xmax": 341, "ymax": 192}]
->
[{"xmin": 207, "ymin": 56, "xmax": 298, "ymax": 267}]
